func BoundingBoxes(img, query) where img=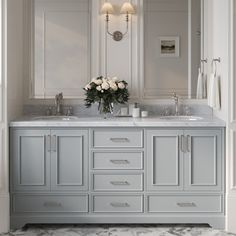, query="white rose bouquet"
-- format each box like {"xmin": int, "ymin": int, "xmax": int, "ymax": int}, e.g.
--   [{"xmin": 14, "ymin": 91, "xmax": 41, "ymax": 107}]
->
[{"xmin": 84, "ymin": 76, "xmax": 129, "ymax": 115}]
